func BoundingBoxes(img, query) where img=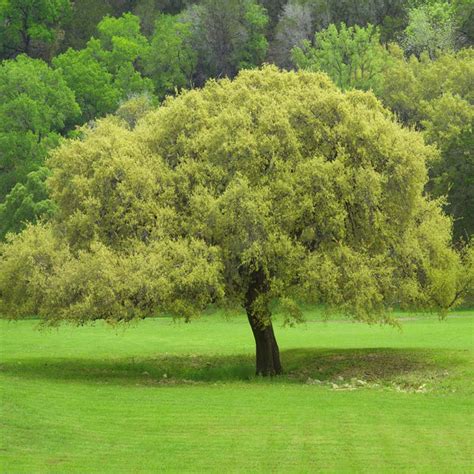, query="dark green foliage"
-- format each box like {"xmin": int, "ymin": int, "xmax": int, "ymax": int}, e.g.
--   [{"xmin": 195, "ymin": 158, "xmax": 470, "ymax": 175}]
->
[
  {"xmin": 296, "ymin": 0, "xmax": 407, "ymax": 41},
  {"xmin": 186, "ymin": 0, "xmax": 268, "ymax": 82},
  {"xmin": 258, "ymin": 0, "xmax": 286, "ymax": 34},
  {"xmin": 61, "ymin": 0, "xmax": 116, "ymax": 51},
  {"xmin": 53, "ymin": 13, "xmax": 153, "ymax": 122},
  {"xmin": 269, "ymin": 0, "xmax": 407, "ymax": 67},
  {"xmin": 426, "ymin": 100, "xmax": 473, "ymax": 241},
  {"xmin": 144, "ymin": 14, "xmax": 197, "ymax": 98},
  {"xmin": 379, "ymin": 47, "xmax": 474, "ymax": 240},
  {"xmin": 0, "ymin": 0, "xmax": 71, "ymax": 60},
  {"xmin": 133, "ymin": 0, "xmax": 197, "ymax": 36},
  {"xmin": 0, "ymin": 54, "xmax": 80, "ymax": 201},
  {"xmin": 453, "ymin": 0, "xmax": 474, "ymax": 46},
  {"xmin": 0, "ymin": 168, "xmax": 55, "ymax": 239}
]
